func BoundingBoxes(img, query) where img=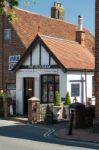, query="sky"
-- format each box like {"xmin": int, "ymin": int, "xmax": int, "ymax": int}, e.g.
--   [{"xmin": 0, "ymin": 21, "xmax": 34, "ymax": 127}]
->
[{"xmin": 18, "ymin": 0, "xmax": 95, "ymax": 35}]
